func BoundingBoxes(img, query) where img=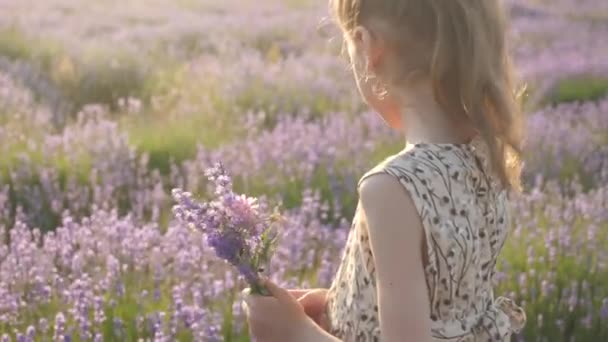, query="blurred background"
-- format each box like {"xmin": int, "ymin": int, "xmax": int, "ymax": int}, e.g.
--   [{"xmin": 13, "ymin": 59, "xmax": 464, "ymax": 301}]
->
[{"xmin": 0, "ymin": 0, "xmax": 606, "ymax": 341}]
